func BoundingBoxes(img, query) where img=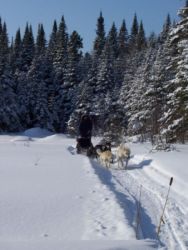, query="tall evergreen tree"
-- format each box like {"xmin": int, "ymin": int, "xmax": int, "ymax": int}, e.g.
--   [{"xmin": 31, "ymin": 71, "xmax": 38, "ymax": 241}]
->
[
  {"xmin": 52, "ymin": 16, "xmax": 69, "ymax": 131},
  {"xmin": 21, "ymin": 23, "xmax": 35, "ymax": 71},
  {"xmin": 0, "ymin": 21, "xmax": 9, "ymax": 74},
  {"xmin": 129, "ymin": 13, "xmax": 139, "ymax": 51},
  {"xmin": 137, "ymin": 21, "xmax": 147, "ymax": 50},
  {"xmin": 160, "ymin": 6, "xmax": 188, "ymax": 143},
  {"xmin": 47, "ymin": 20, "xmax": 57, "ymax": 62},
  {"xmin": 59, "ymin": 30, "xmax": 83, "ymax": 130},
  {"xmin": 117, "ymin": 19, "xmax": 129, "ymax": 56},
  {"xmin": 53, "ymin": 16, "xmax": 68, "ymax": 85},
  {"xmin": 105, "ymin": 22, "xmax": 118, "ymax": 60},
  {"xmin": 0, "ymin": 75, "xmax": 21, "ymax": 131},
  {"xmin": 12, "ymin": 28, "xmax": 22, "ymax": 72},
  {"xmin": 148, "ymin": 32, "xmax": 158, "ymax": 48},
  {"xmin": 93, "ymin": 12, "xmax": 106, "ymax": 56},
  {"xmin": 160, "ymin": 14, "xmax": 171, "ymax": 41},
  {"xmin": 36, "ymin": 24, "xmax": 46, "ymax": 55}
]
